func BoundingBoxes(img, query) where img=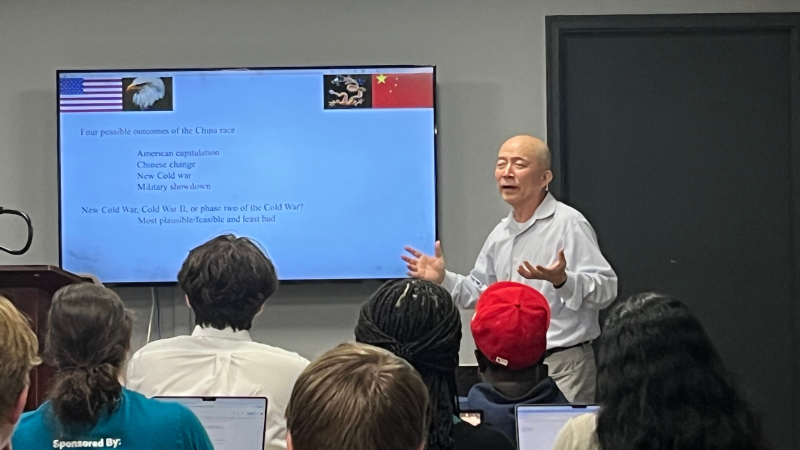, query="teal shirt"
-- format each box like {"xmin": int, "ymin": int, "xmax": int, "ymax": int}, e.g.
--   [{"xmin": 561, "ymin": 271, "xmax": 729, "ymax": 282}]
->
[{"xmin": 12, "ymin": 388, "xmax": 213, "ymax": 450}]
